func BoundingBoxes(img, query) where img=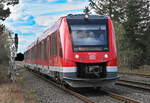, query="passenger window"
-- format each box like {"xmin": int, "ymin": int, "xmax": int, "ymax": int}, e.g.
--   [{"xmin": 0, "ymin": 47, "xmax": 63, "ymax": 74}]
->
[{"xmin": 58, "ymin": 31, "xmax": 62, "ymax": 57}]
